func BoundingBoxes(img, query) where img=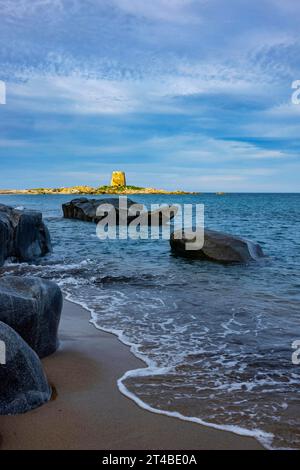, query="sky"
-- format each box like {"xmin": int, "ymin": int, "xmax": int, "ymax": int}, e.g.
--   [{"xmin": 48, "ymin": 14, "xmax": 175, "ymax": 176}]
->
[{"xmin": 0, "ymin": 0, "xmax": 300, "ymax": 192}]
